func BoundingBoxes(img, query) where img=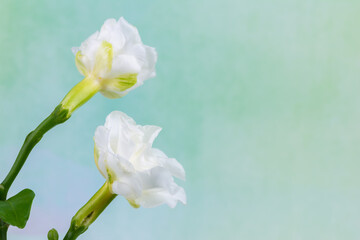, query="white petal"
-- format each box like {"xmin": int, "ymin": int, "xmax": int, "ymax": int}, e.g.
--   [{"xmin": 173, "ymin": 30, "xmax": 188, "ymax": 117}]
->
[
  {"xmin": 118, "ymin": 17, "xmax": 141, "ymax": 44},
  {"xmin": 164, "ymin": 158, "xmax": 186, "ymax": 181},
  {"xmin": 149, "ymin": 148, "xmax": 185, "ymax": 180},
  {"xmin": 78, "ymin": 31, "xmax": 101, "ymax": 70},
  {"xmin": 139, "ymin": 167, "xmax": 172, "ymax": 189},
  {"xmin": 135, "ymin": 168, "xmax": 186, "ymax": 208},
  {"xmin": 94, "ymin": 148, "xmax": 108, "ymax": 180},
  {"xmin": 104, "ymin": 111, "xmax": 138, "ymax": 159},
  {"xmin": 98, "ymin": 18, "xmax": 125, "ymax": 51},
  {"xmin": 137, "ymin": 46, "xmax": 157, "ymax": 82},
  {"xmin": 94, "ymin": 126, "xmax": 109, "ymax": 151},
  {"xmin": 136, "ymin": 188, "xmax": 178, "ymax": 208},
  {"xmin": 106, "ymin": 54, "xmax": 141, "ymax": 79},
  {"xmin": 142, "ymin": 125, "xmax": 162, "ymax": 145},
  {"xmin": 99, "ymin": 19, "xmax": 117, "ymax": 36},
  {"xmin": 173, "ymin": 186, "xmax": 187, "ymax": 205},
  {"xmin": 106, "ymin": 151, "xmax": 135, "ymax": 174},
  {"xmin": 112, "ymin": 174, "xmax": 142, "ymax": 198}
]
